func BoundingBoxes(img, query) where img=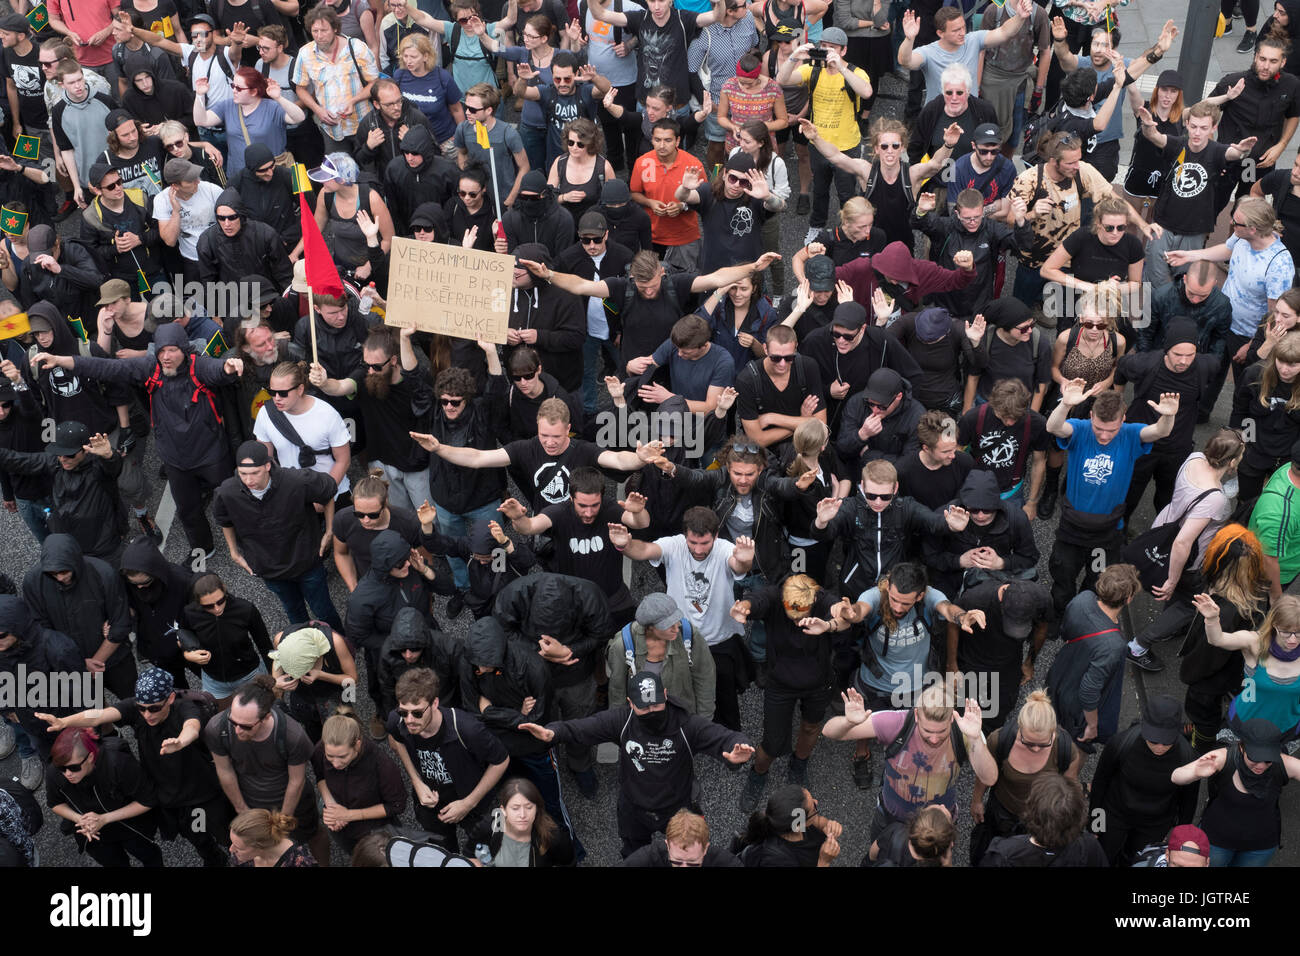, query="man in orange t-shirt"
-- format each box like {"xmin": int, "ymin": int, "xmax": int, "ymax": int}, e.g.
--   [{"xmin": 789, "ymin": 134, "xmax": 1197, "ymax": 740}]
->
[{"xmin": 629, "ymin": 117, "xmax": 706, "ymax": 273}]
